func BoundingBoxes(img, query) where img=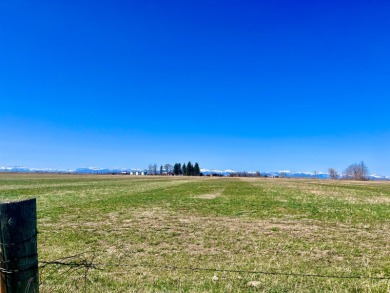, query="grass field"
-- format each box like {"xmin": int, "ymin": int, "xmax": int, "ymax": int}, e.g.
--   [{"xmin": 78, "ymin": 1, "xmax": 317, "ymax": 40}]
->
[{"xmin": 1, "ymin": 174, "xmax": 390, "ymax": 292}]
